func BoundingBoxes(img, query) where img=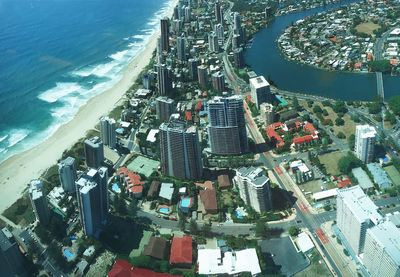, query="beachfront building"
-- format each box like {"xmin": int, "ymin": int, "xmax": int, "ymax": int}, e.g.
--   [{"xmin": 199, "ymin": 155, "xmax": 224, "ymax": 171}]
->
[
  {"xmin": 336, "ymin": 186, "xmax": 382, "ymax": 255},
  {"xmin": 28, "ymin": 179, "xmax": 50, "ymax": 225},
  {"xmin": 233, "ymin": 167, "xmax": 272, "ymax": 213},
  {"xmin": 363, "ymin": 220, "xmax": 400, "ymax": 277},
  {"xmin": 249, "ymin": 76, "xmax": 270, "ymax": 108},
  {"xmin": 84, "ymin": 136, "xmax": 104, "ymax": 169},
  {"xmin": 159, "ymin": 120, "xmax": 203, "ymax": 180},
  {"xmin": 156, "ymin": 96, "xmax": 175, "ymax": 122},
  {"xmin": 160, "ymin": 17, "xmax": 169, "ymax": 53},
  {"xmin": 211, "ymin": 71, "xmax": 225, "ymax": 92},
  {"xmin": 207, "ymin": 95, "xmax": 248, "ymax": 155},
  {"xmin": 355, "ymin": 124, "xmax": 376, "ymax": 163},
  {"xmin": 100, "ymin": 116, "xmax": 117, "ymax": 149},
  {"xmin": 157, "ymin": 64, "xmax": 172, "ymax": 96},
  {"xmin": 58, "ymin": 156, "xmax": 77, "ymax": 193},
  {"xmin": 188, "ymin": 58, "xmax": 198, "ymax": 81},
  {"xmin": 76, "ymin": 167, "xmax": 109, "ymax": 237}
]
